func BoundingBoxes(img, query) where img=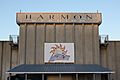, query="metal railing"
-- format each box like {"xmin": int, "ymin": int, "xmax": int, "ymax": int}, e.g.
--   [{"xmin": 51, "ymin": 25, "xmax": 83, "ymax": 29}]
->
[
  {"xmin": 9, "ymin": 35, "xmax": 19, "ymax": 47},
  {"xmin": 99, "ymin": 35, "xmax": 109, "ymax": 46}
]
